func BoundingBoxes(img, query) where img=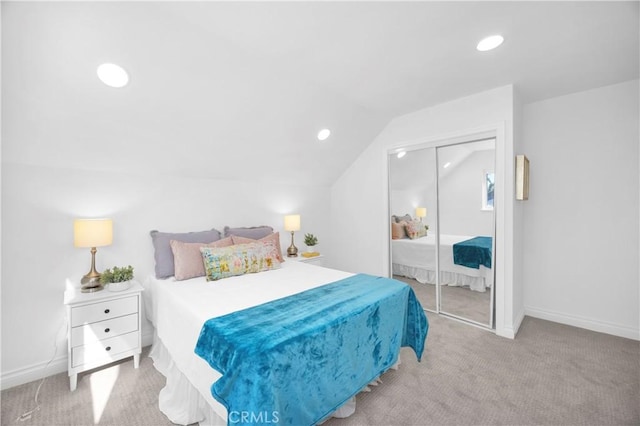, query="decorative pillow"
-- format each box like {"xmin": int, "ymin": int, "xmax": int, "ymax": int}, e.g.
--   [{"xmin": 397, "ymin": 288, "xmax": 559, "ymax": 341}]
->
[
  {"xmin": 150, "ymin": 229, "xmax": 222, "ymax": 278},
  {"xmin": 170, "ymin": 237, "xmax": 233, "ymax": 281},
  {"xmin": 231, "ymin": 232, "xmax": 285, "ymax": 263},
  {"xmin": 392, "ymin": 214, "xmax": 412, "ymax": 223},
  {"xmin": 391, "ymin": 222, "xmax": 406, "ymax": 240},
  {"xmin": 405, "ymin": 220, "xmax": 427, "ymax": 240},
  {"xmin": 200, "ymin": 242, "xmax": 281, "ymax": 281},
  {"xmin": 224, "ymin": 225, "xmax": 274, "ymax": 240}
]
